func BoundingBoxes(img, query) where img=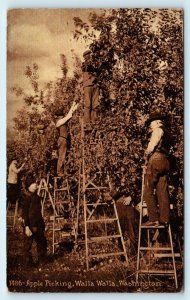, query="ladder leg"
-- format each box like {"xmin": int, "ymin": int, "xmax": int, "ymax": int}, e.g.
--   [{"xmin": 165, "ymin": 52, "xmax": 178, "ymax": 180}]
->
[
  {"xmin": 147, "ymin": 229, "xmax": 151, "ymax": 268},
  {"xmin": 136, "ymin": 207, "xmax": 143, "ymax": 283},
  {"xmin": 7, "ymin": 201, "xmax": 10, "ymax": 214},
  {"xmin": 136, "ymin": 169, "xmax": 146, "ymax": 283},
  {"xmin": 49, "ymin": 191, "xmax": 57, "ymax": 216},
  {"xmin": 113, "ymin": 200, "xmax": 129, "ymax": 264},
  {"xmin": 168, "ymin": 225, "xmax": 178, "ymax": 289},
  {"xmin": 52, "ymin": 217, "xmax": 55, "ymax": 254},
  {"xmin": 53, "ymin": 178, "xmax": 57, "ymax": 215},
  {"xmin": 81, "ymin": 117, "xmax": 90, "ymax": 269},
  {"xmin": 13, "ymin": 201, "xmax": 18, "ymax": 229},
  {"xmin": 75, "ymin": 165, "xmax": 81, "ymax": 247},
  {"xmin": 103, "ymin": 208, "xmax": 107, "ymax": 236},
  {"xmin": 41, "ymin": 191, "xmax": 46, "ymax": 216},
  {"xmin": 84, "ymin": 195, "xmax": 89, "ymax": 270}
]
